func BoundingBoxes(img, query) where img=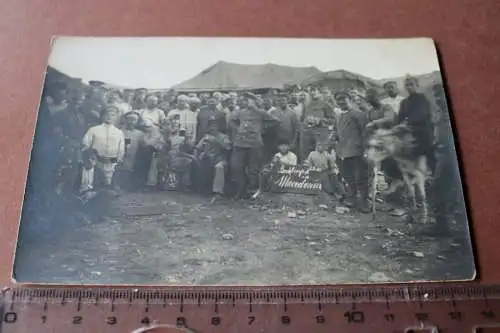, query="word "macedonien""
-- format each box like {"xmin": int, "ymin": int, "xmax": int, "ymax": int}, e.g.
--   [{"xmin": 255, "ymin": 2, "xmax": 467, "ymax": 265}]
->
[{"xmin": 275, "ymin": 175, "xmax": 322, "ymax": 190}]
